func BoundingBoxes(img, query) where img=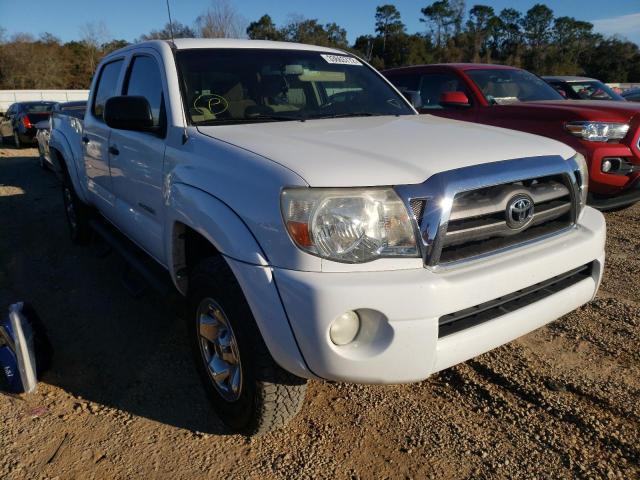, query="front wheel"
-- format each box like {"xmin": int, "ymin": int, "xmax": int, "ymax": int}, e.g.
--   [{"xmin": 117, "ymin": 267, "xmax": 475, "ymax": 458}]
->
[{"xmin": 188, "ymin": 256, "xmax": 307, "ymax": 435}]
